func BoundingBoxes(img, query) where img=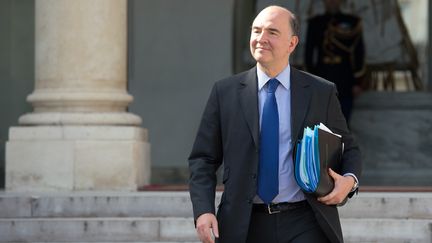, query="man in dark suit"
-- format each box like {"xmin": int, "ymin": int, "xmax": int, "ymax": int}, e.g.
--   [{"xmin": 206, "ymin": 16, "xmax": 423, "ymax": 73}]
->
[{"xmin": 189, "ymin": 5, "xmax": 361, "ymax": 243}]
